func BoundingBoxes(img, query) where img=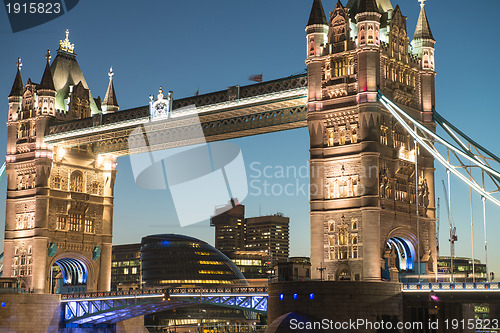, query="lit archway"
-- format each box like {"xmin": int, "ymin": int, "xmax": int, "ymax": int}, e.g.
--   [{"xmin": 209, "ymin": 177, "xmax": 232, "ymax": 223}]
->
[
  {"xmin": 335, "ymin": 264, "xmax": 352, "ymax": 281},
  {"xmin": 386, "ymin": 237, "xmax": 415, "ymax": 271},
  {"xmin": 51, "ymin": 258, "xmax": 88, "ymax": 294}
]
